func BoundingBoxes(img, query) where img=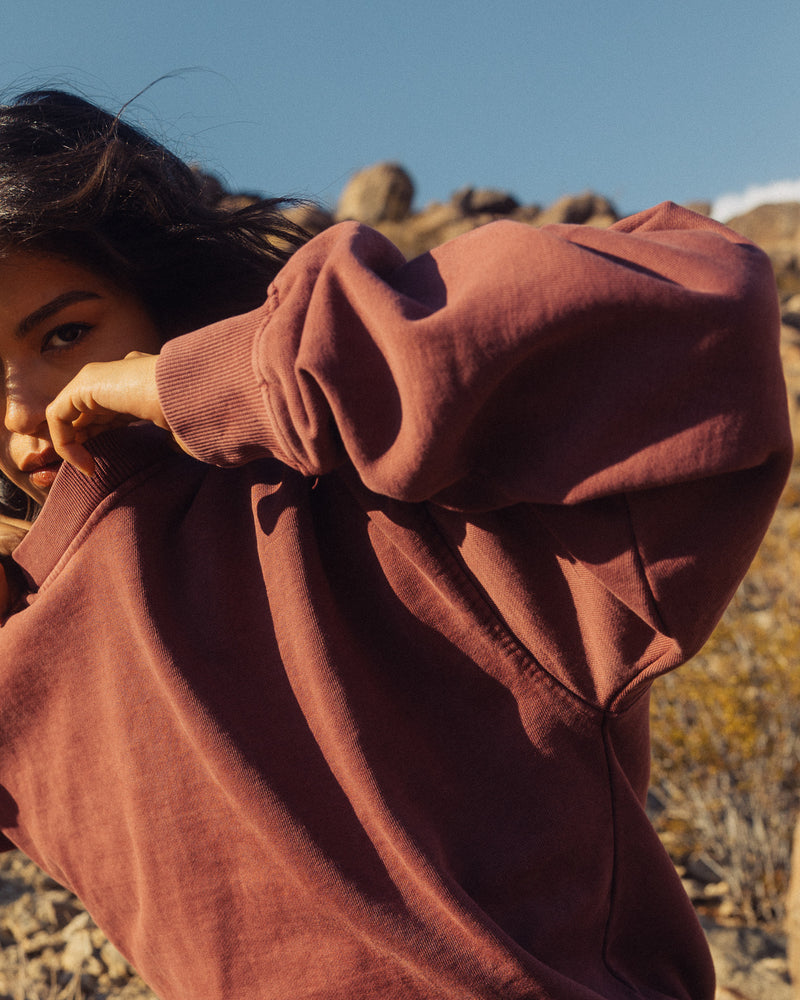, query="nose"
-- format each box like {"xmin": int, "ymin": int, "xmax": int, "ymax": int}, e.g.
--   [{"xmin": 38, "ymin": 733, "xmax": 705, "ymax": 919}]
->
[{"xmin": 3, "ymin": 384, "xmax": 49, "ymax": 436}]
